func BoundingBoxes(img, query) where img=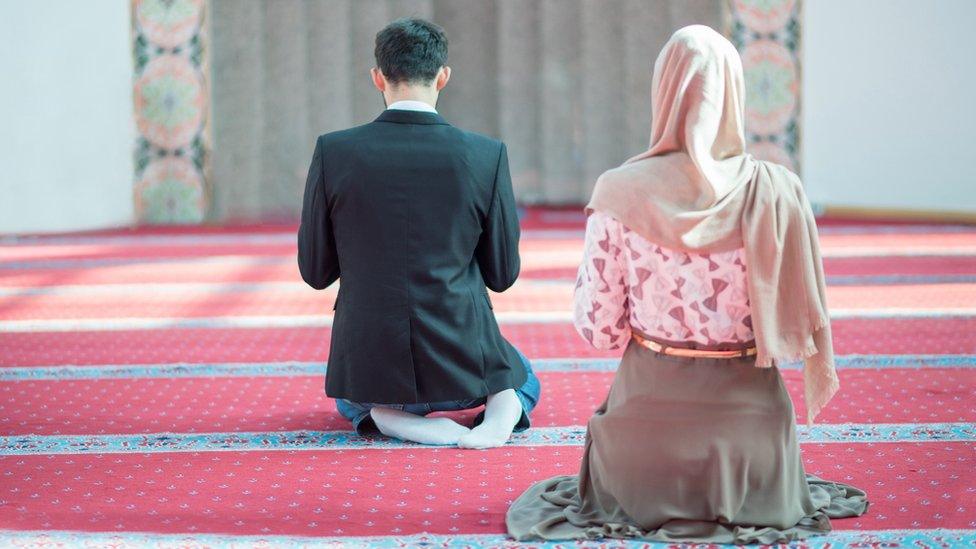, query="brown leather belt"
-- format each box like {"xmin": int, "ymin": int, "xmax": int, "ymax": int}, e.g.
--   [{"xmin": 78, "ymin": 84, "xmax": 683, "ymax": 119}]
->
[{"xmin": 632, "ymin": 332, "xmax": 757, "ymax": 358}]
